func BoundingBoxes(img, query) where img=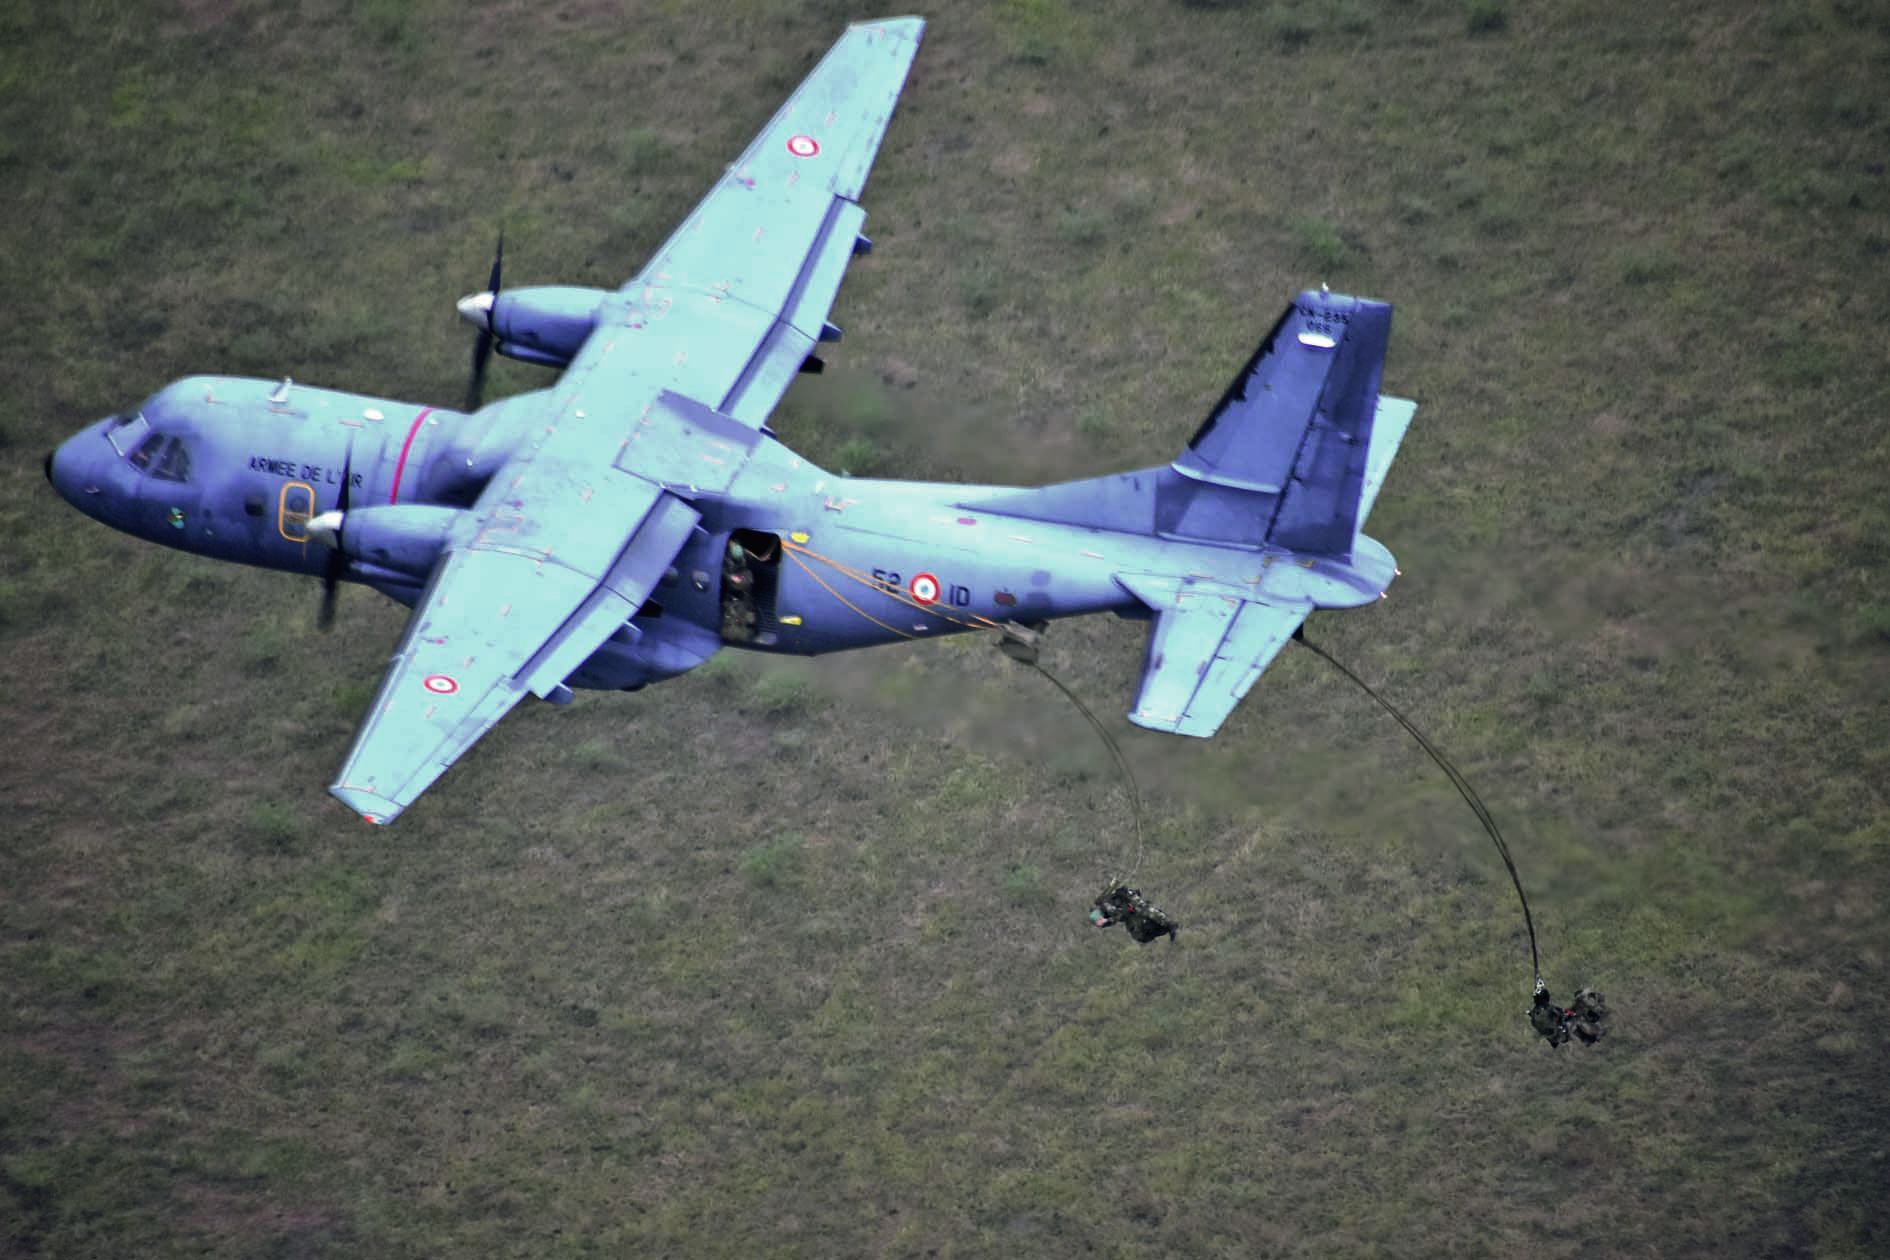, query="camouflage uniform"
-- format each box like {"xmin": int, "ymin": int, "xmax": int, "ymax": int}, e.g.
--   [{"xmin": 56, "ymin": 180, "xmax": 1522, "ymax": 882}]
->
[
  {"xmin": 720, "ymin": 541, "xmax": 757, "ymax": 640},
  {"xmin": 1566, "ymin": 987, "xmax": 1607, "ymax": 1044},
  {"xmin": 1529, "ymin": 985, "xmax": 1608, "ymax": 1047},
  {"xmin": 1088, "ymin": 885, "xmax": 1178, "ymax": 944},
  {"xmin": 1529, "ymin": 988, "xmax": 1571, "ymax": 1047}
]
